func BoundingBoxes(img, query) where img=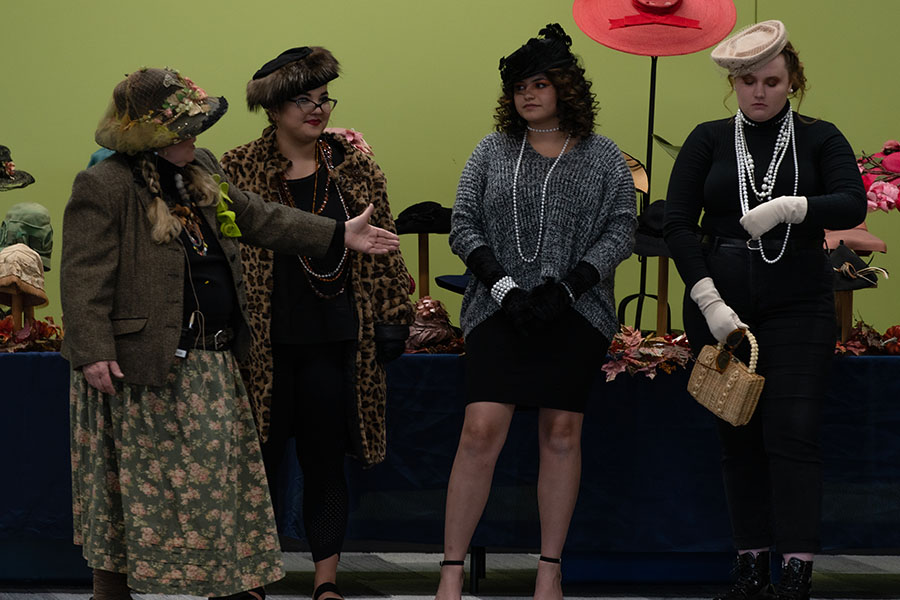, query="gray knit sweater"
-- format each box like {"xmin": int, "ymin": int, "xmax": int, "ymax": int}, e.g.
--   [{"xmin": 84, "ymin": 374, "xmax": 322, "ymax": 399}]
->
[{"xmin": 450, "ymin": 132, "xmax": 637, "ymax": 339}]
